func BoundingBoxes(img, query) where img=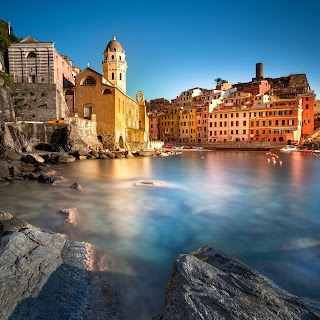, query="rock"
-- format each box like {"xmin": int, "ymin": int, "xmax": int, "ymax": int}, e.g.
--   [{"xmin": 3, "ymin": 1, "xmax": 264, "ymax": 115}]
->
[
  {"xmin": 38, "ymin": 173, "xmax": 55, "ymax": 183},
  {"xmin": 59, "ymin": 207, "xmax": 79, "ymax": 227},
  {"xmin": 0, "ymin": 161, "xmax": 10, "ymax": 179},
  {"xmin": 56, "ymin": 153, "xmax": 76, "ymax": 163},
  {"xmin": 77, "ymin": 147, "xmax": 90, "ymax": 156},
  {"xmin": 23, "ymin": 154, "xmax": 45, "ymax": 164},
  {"xmin": 8, "ymin": 165, "xmax": 22, "ymax": 178},
  {"xmin": 159, "ymin": 246, "xmax": 320, "ymax": 320},
  {"xmin": 0, "ymin": 213, "xmax": 124, "ymax": 320},
  {"xmin": 125, "ymin": 151, "xmax": 134, "ymax": 158},
  {"xmin": 70, "ymin": 182, "xmax": 83, "ymax": 191},
  {"xmin": 0, "ymin": 212, "xmax": 30, "ymax": 236},
  {"xmin": 90, "ymin": 150, "xmax": 99, "ymax": 158},
  {"xmin": 0, "ymin": 149, "xmax": 22, "ymax": 161}
]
